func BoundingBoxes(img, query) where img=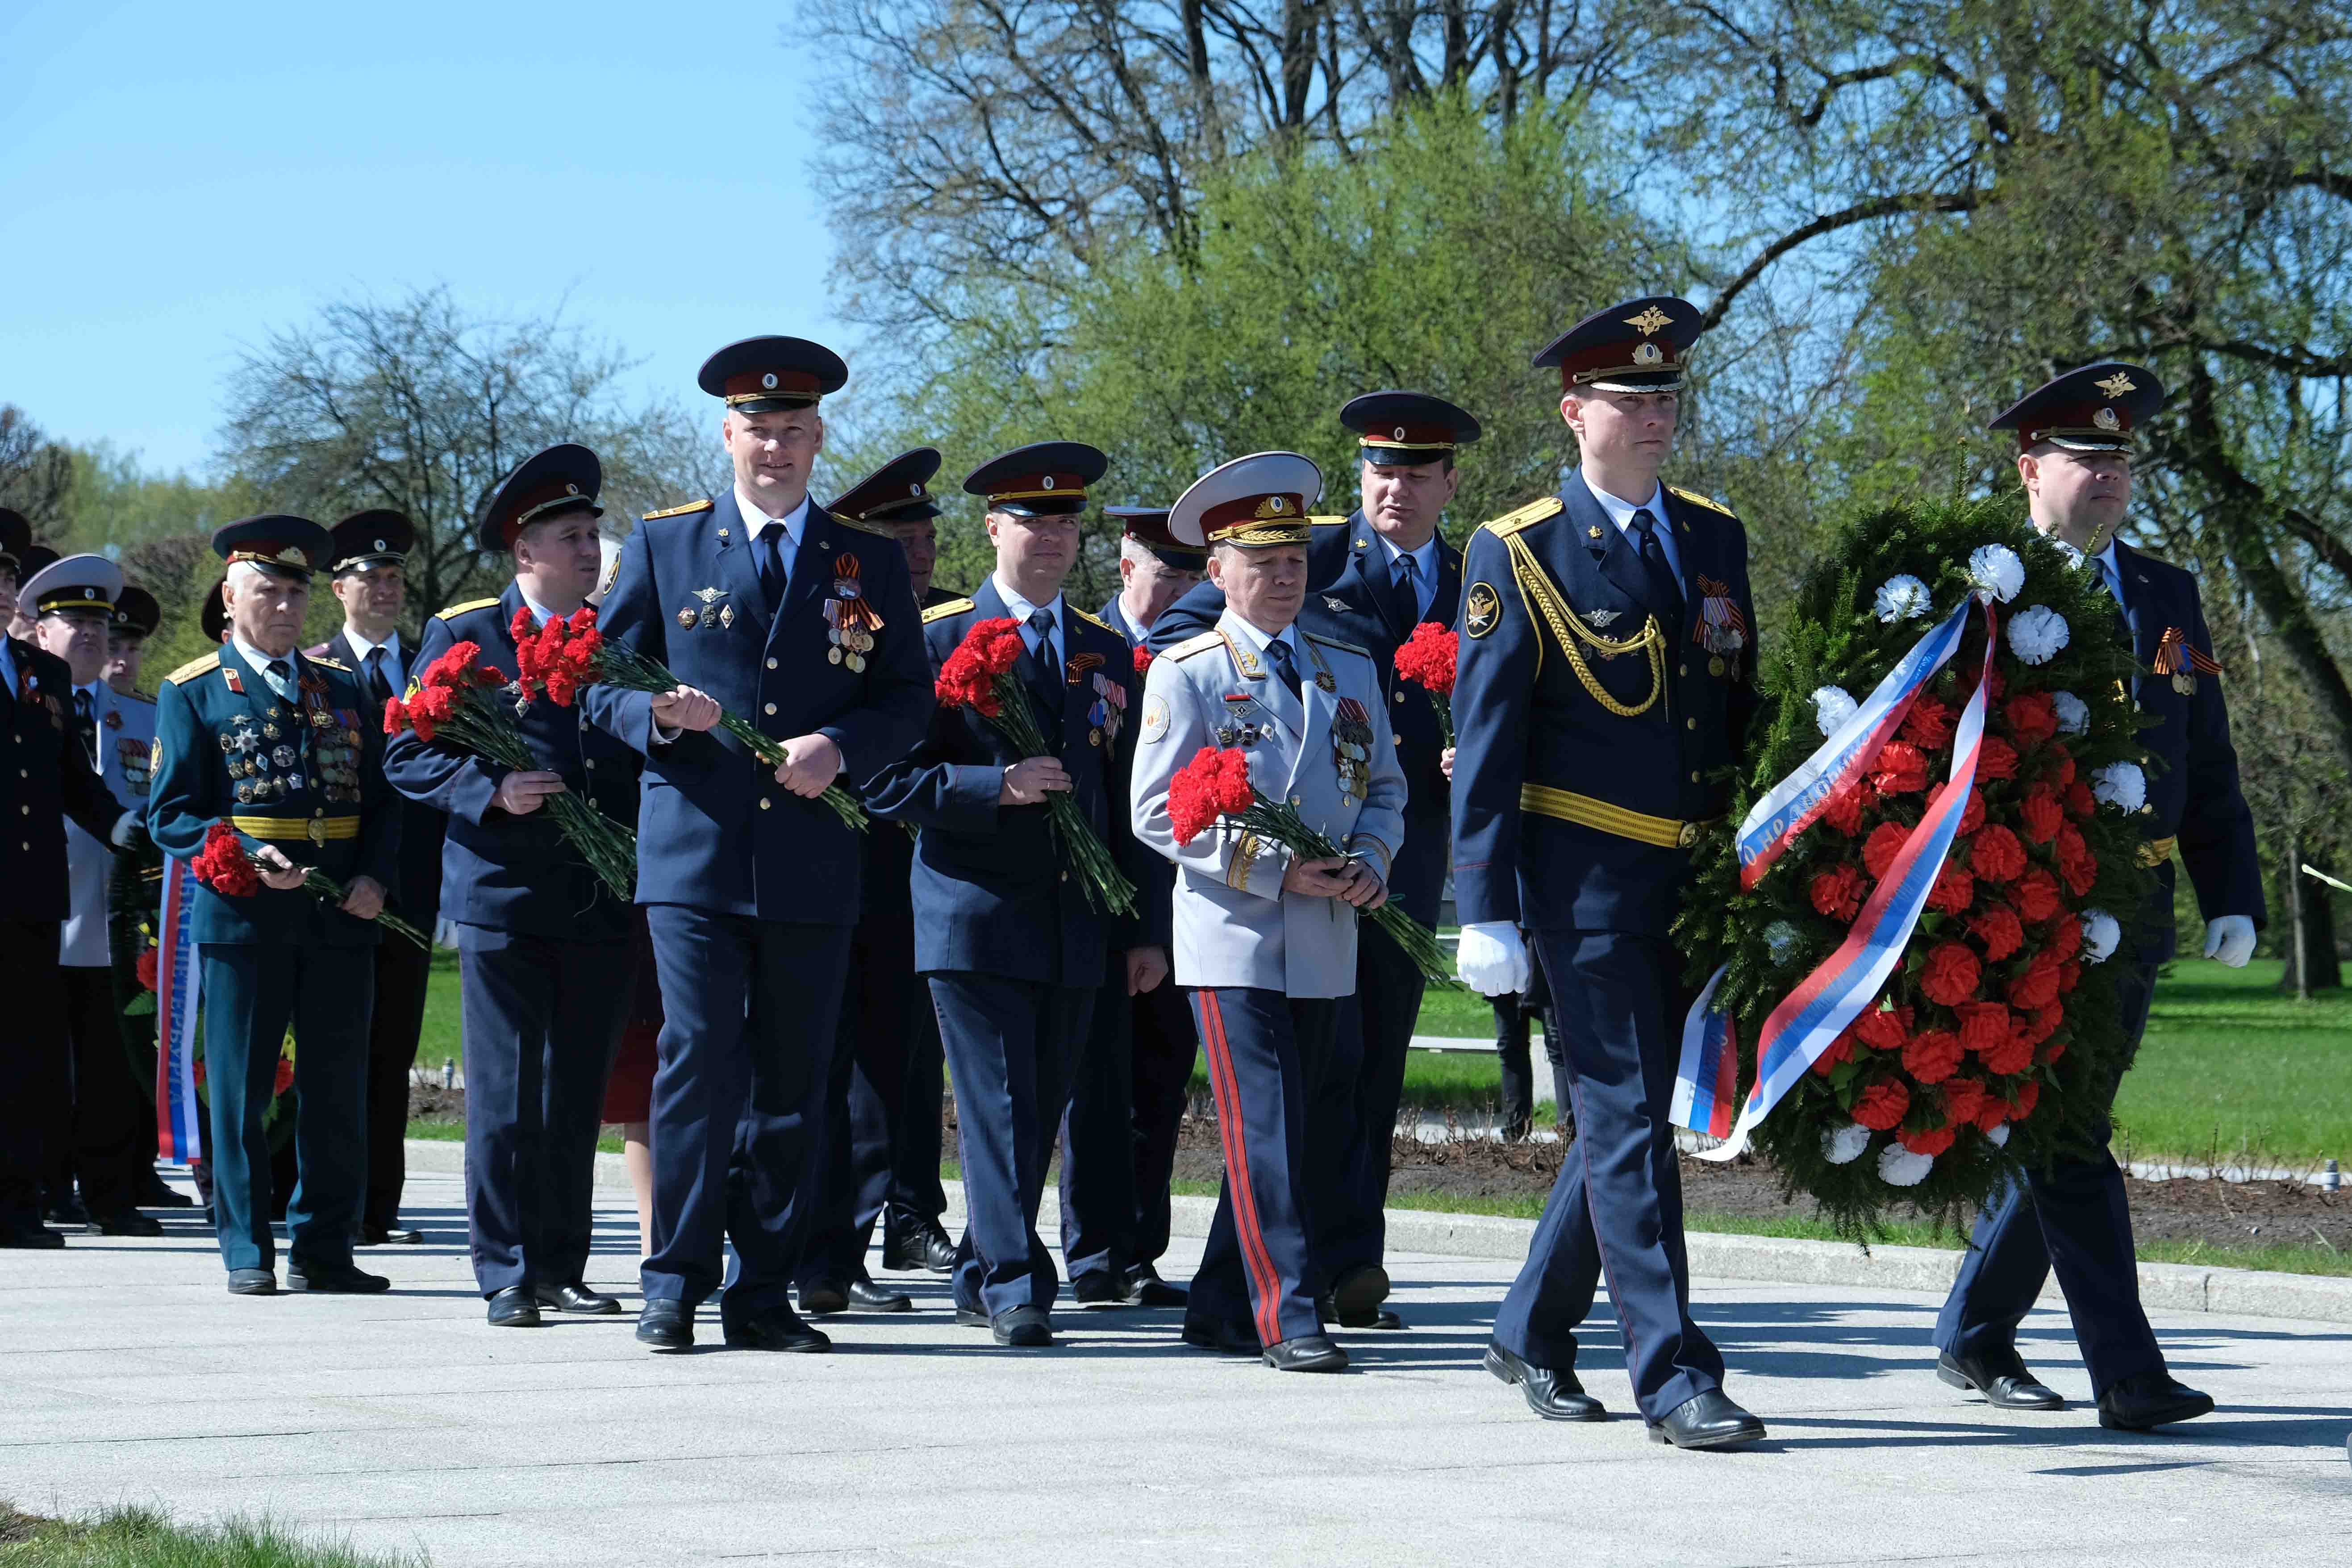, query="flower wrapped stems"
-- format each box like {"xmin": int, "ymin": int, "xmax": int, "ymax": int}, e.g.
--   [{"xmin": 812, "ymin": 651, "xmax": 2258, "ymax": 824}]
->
[
  {"xmin": 1168, "ymin": 745, "xmax": 1453, "ymax": 985},
  {"xmin": 191, "ymin": 821, "xmax": 429, "ymax": 950}
]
